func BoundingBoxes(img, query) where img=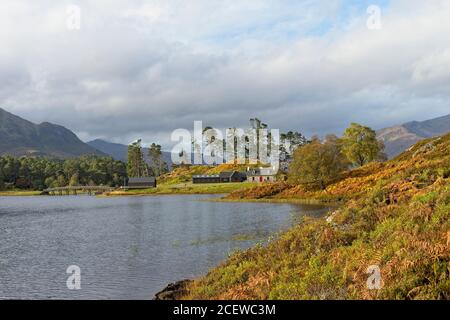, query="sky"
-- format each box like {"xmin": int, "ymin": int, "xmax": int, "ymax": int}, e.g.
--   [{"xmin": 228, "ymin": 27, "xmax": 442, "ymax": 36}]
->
[{"xmin": 1, "ymin": 0, "xmax": 449, "ymax": 148}]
